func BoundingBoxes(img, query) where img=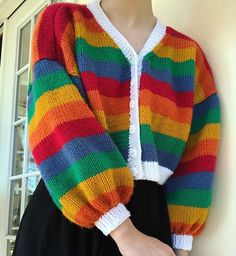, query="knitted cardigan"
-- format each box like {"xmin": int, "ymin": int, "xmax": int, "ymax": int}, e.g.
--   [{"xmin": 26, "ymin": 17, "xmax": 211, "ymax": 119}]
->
[{"xmin": 27, "ymin": 0, "xmax": 221, "ymax": 251}]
